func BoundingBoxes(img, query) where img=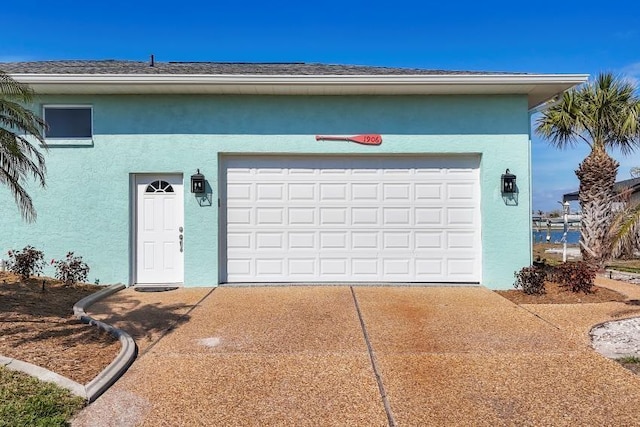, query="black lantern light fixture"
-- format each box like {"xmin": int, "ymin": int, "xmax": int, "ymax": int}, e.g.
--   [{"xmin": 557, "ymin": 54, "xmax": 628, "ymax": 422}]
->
[
  {"xmin": 501, "ymin": 169, "xmax": 516, "ymax": 194},
  {"xmin": 191, "ymin": 169, "xmax": 205, "ymax": 193}
]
